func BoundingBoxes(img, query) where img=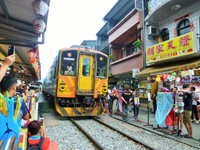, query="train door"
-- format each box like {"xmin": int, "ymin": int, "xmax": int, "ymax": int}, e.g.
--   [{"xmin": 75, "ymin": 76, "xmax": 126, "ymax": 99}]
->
[{"xmin": 77, "ymin": 54, "xmax": 94, "ymax": 94}]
